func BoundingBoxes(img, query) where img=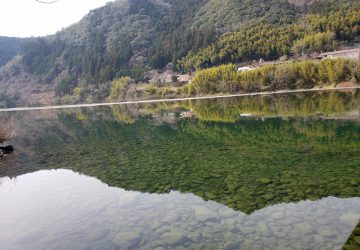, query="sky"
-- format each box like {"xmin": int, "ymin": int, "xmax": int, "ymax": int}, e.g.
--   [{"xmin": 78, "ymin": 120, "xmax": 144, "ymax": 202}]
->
[{"xmin": 0, "ymin": 0, "xmax": 115, "ymax": 37}]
